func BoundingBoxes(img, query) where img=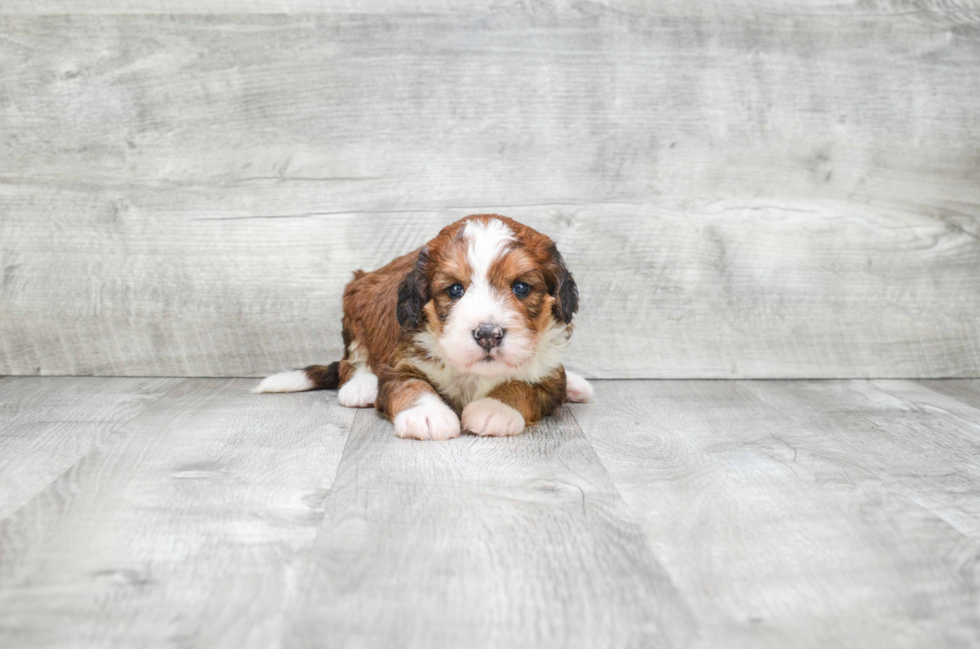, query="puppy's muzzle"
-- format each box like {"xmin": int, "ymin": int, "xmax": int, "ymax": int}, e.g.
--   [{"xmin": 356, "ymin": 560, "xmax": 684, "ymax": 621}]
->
[{"xmin": 473, "ymin": 323, "xmax": 504, "ymax": 351}]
